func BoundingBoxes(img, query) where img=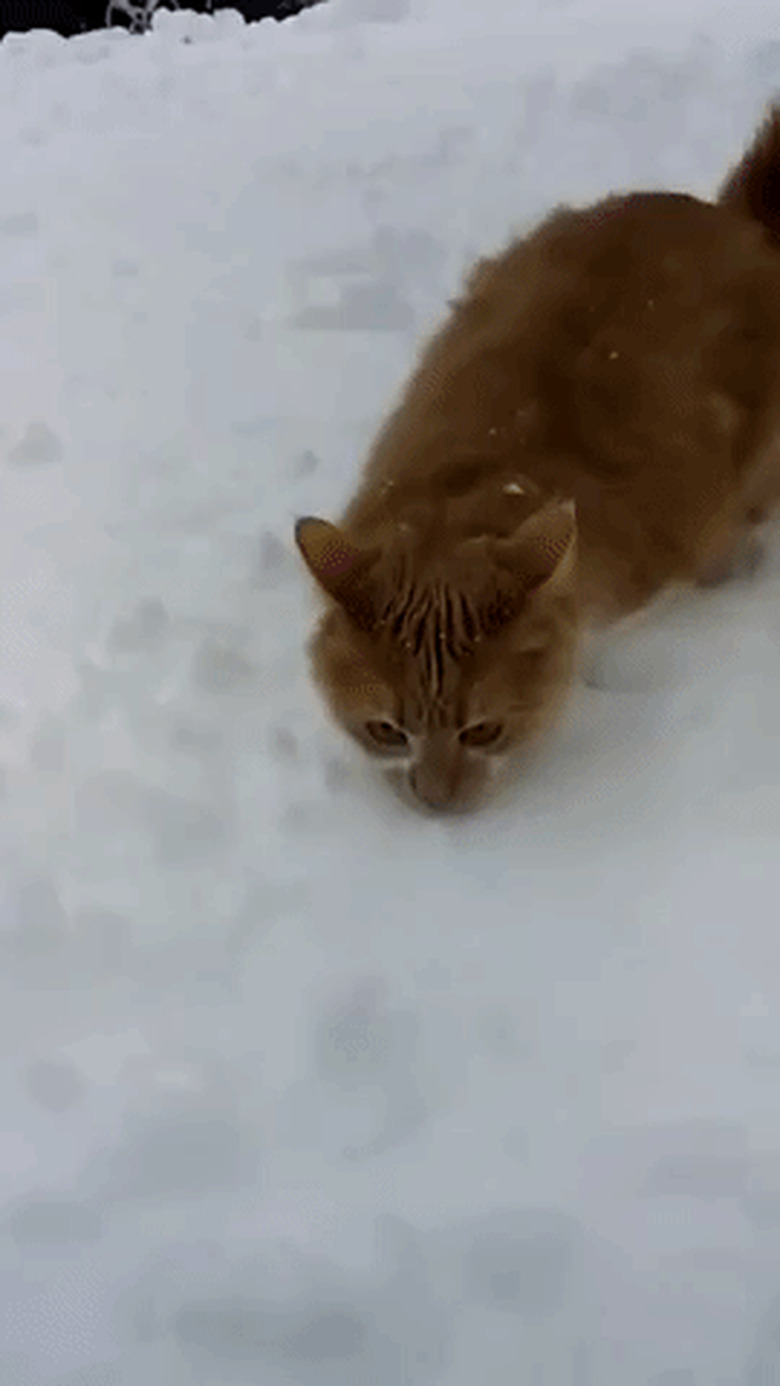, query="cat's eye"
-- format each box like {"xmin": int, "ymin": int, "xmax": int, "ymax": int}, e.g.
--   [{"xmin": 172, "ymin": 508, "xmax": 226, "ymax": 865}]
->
[
  {"xmin": 459, "ymin": 720, "xmax": 504, "ymax": 748},
  {"xmin": 365, "ymin": 719, "xmax": 409, "ymax": 750}
]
